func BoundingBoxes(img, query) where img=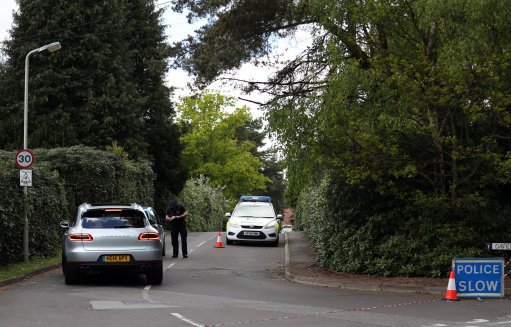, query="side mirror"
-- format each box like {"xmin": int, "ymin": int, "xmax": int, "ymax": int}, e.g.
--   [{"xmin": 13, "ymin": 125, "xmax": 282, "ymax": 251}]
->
[
  {"xmin": 225, "ymin": 213, "xmax": 231, "ymax": 218},
  {"xmin": 276, "ymin": 214, "xmax": 283, "ymax": 221},
  {"xmin": 59, "ymin": 220, "xmax": 70, "ymax": 228}
]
